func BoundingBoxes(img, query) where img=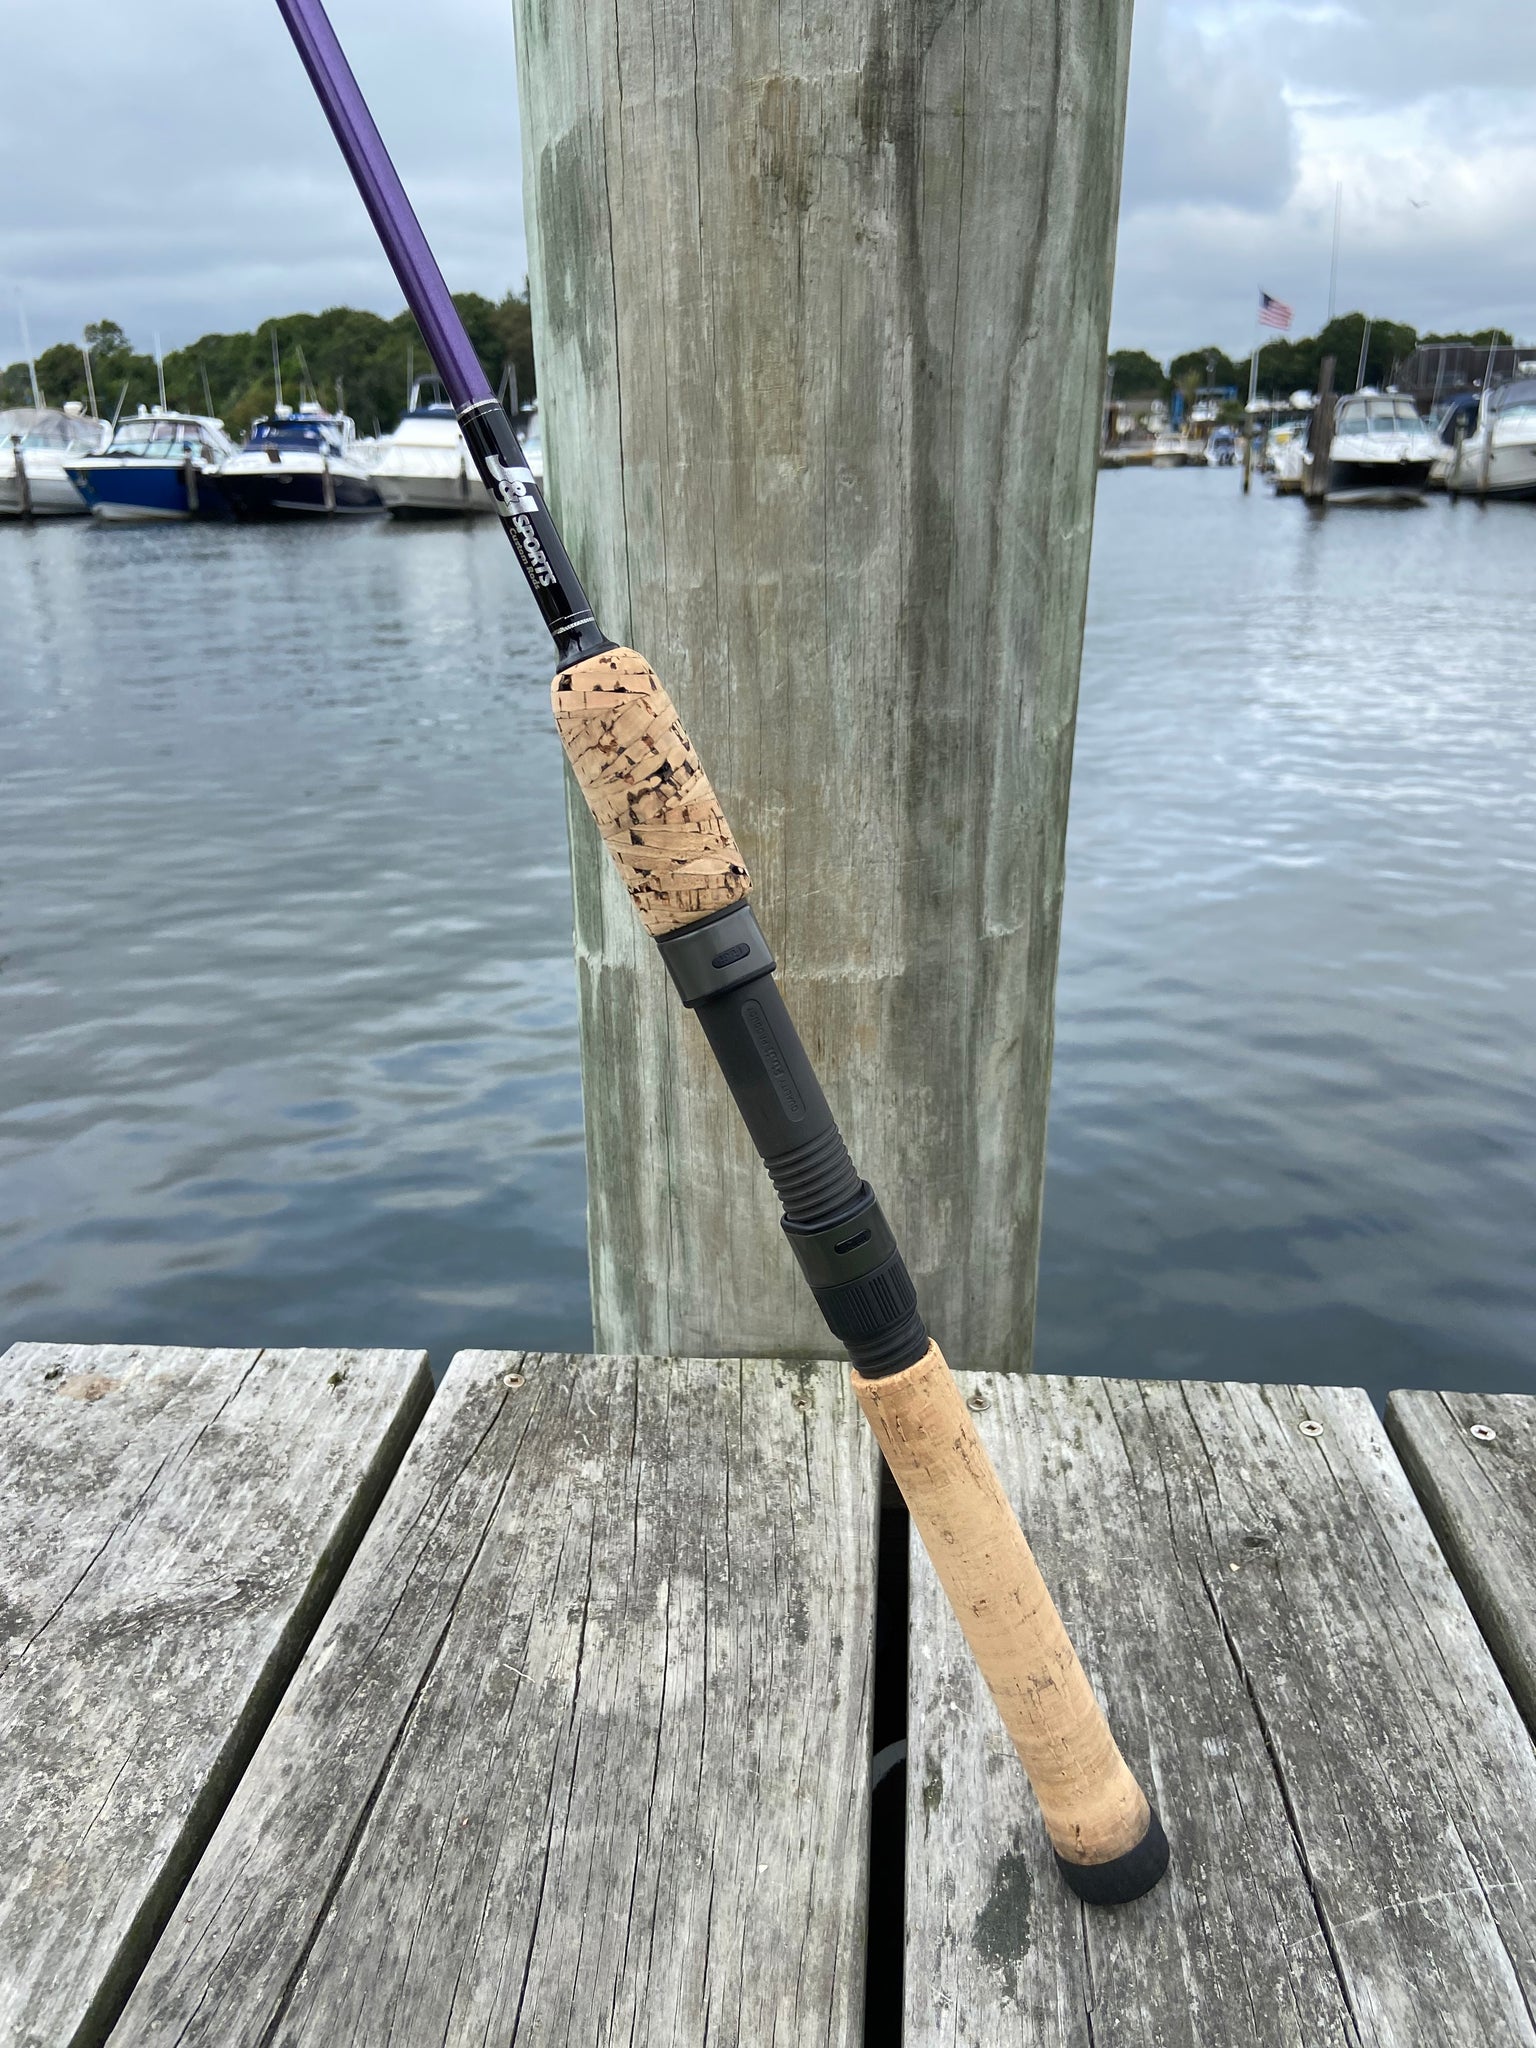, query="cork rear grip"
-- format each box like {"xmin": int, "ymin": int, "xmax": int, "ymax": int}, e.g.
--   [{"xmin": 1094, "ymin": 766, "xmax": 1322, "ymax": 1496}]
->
[
  {"xmin": 552, "ymin": 647, "xmax": 751, "ymax": 937},
  {"xmin": 853, "ymin": 1341, "xmax": 1152, "ymax": 1869}
]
